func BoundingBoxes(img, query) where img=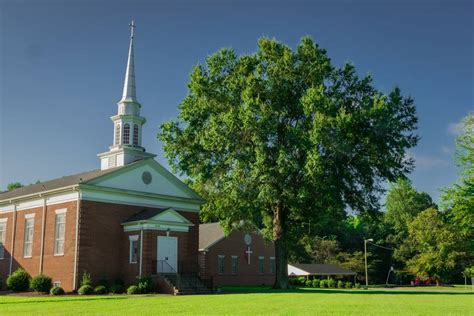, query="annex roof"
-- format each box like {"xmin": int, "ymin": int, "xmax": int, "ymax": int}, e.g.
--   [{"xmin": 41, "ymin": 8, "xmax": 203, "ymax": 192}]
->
[
  {"xmin": 288, "ymin": 263, "xmax": 356, "ymax": 276},
  {"xmin": 199, "ymin": 222, "xmax": 226, "ymax": 251}
]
